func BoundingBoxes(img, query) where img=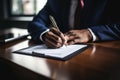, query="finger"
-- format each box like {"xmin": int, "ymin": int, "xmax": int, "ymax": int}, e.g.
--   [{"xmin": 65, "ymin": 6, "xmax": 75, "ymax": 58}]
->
[
  {"xmin": 66, "ymin": 34, "xmax": 77, "ymax": 42},
  {"xmin": 65, "ymin": 31, "xmax": 76, "ymax": 36},
  {"xmin": 65, "ymin": 31, "xmax": 78, "ymax": 40},
  {"xmin": 67, "ymin": 40, "xmax": 75, "ymax": 45},
  {"xmin": 64, "ymin": 35, "xmax": 69, "ymax": 45},
  {"xmin": 73, "ymin": 36, "xmax": 90, "ymax": 43},
  {"xmin": 45, "ymin": 38, "xmax": 62, "ymax": 48},
  {"xmin": 50, "ymin": 27, "xmax": 67, "ymax": 45},
  {"xmin": 45, "ymin": 31, "xmax": 63, "ymax": 48},
  {"xmin": 67, "ymin": 37, "xmax": 81, "ymax": 45},
  {"xmin": 59, "ymin": 32, "xmax": 67, "ymax": 45},
  {"xmin": 68, "ymin": 37, "xmax": 88, "ymax": 45},
  {"xmin": 46, "ymin": 31, "xmax": 63, "ymax": 43},
  {"xmin": 50, "ymin": 27, "xmax": 60, "ymax": 35},
  {"xmin": 67, "ymin": 39, "xmax": 78, "ymax": 45}
]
